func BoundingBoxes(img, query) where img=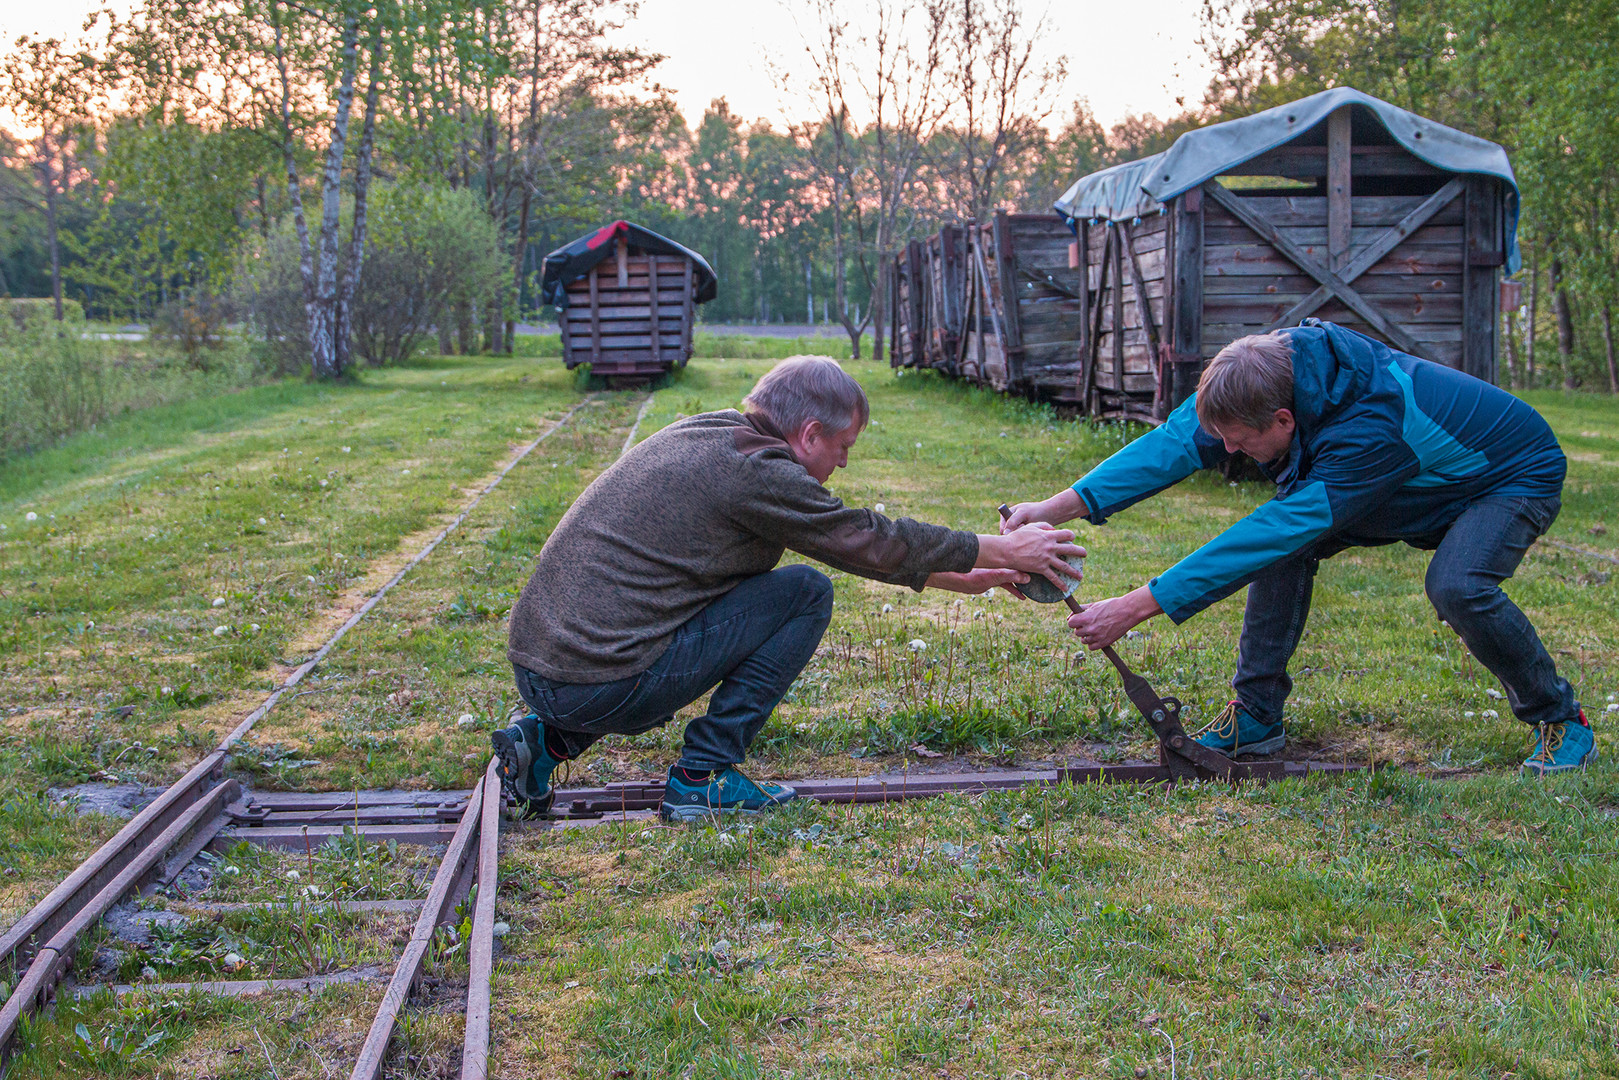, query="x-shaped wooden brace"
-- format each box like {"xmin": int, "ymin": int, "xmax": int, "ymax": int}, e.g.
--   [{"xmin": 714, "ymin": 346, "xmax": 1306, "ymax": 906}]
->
[{"xmin": 1205, "ymin": 177, "xmax": 1467, "ymax": 358}]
